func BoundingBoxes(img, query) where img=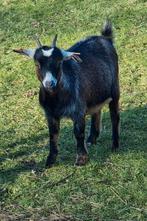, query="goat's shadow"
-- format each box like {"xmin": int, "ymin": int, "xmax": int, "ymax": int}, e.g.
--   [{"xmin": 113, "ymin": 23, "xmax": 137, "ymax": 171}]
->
[
  {"xmin": 0, "ymin": 105, "xmax": 147, "ymax": 201},
  {"xmin": 59, "ymin": 105, "xmax": 147, "ymax": 164}
]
